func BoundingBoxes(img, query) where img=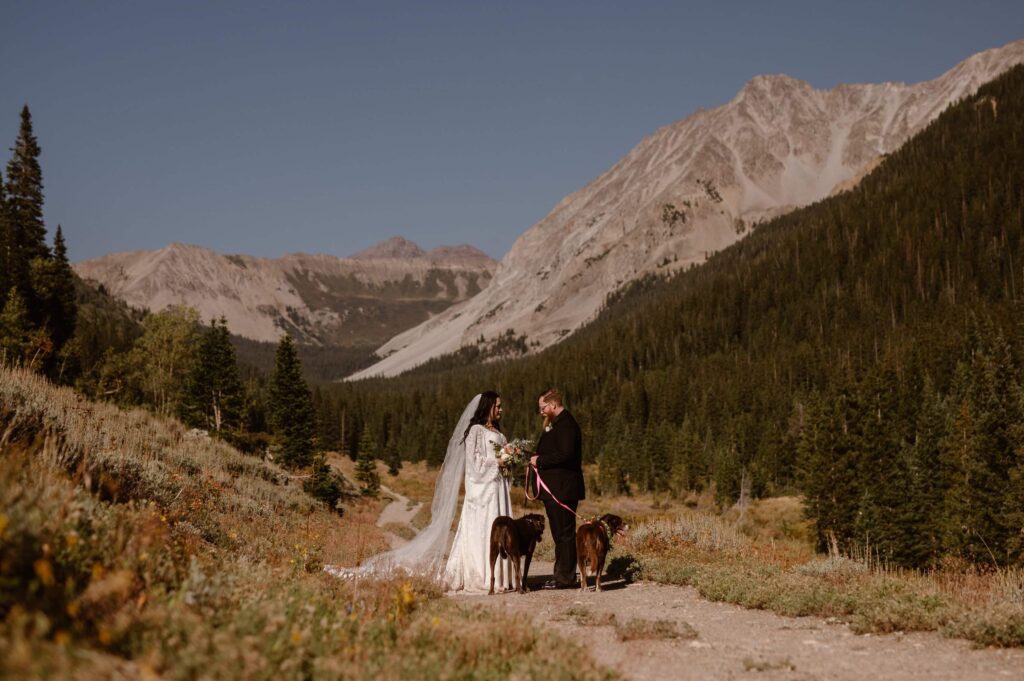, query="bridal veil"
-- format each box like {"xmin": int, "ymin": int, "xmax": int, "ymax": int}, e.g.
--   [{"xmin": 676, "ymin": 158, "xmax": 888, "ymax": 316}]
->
[{"xmin": 324, "ymin": 394, "xmax": 480, "ymax": 580}]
